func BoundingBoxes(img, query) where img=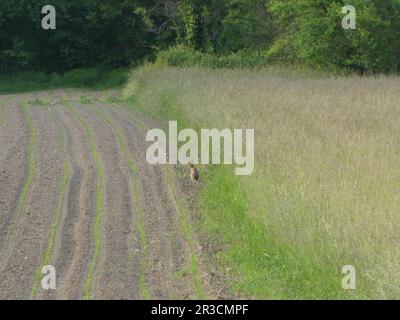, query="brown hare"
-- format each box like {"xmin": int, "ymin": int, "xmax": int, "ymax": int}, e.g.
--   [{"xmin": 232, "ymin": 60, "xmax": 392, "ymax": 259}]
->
[{"xmin": 188, "ymin": 163, "xmax": 199, "ymax": 181}]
